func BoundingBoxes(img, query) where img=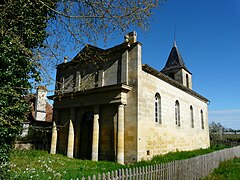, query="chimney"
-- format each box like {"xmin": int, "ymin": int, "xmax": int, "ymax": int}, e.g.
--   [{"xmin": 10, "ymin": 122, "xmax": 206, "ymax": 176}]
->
[
  {"xmin": 124, "ymin": 31, "xmax": 137, "ymax": 44},
  {"xmin": 35, "ymin": 86, "xmax": 47, "ymax": 121},
  {"xmin": 64, "ymin": 56, "xmax": 68, "ymax": 63}
]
